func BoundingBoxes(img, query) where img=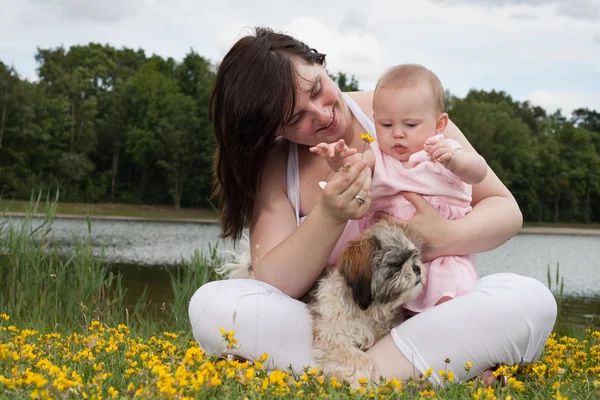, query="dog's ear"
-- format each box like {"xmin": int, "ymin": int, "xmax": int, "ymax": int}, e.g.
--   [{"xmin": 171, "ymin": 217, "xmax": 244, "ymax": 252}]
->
[
  {"xmin": 338, "ymin": 233, "xmax": 380, "ymax": 310},
  {"xmin": 400, "ymin": 223, "xmax": 424, "ymax": 251}
]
